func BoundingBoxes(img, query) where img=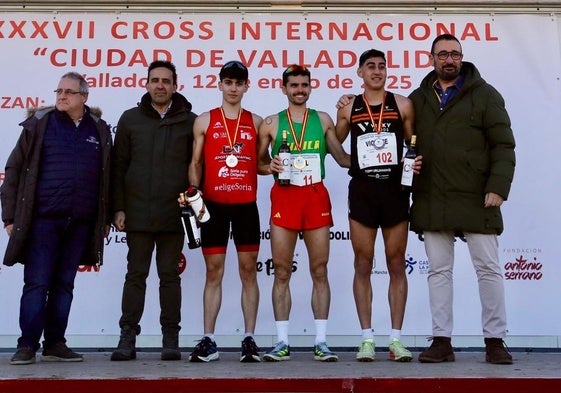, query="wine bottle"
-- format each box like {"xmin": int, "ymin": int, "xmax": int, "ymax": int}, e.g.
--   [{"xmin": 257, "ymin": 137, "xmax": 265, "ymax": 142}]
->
[
  {"xmin": 278, "ymin": 129, "xmax": 291, "ymax": 186},
  {"xmin": 180, "ymin": 193, "xmax": 201, "ymax": 249},
  {"xmin": 401, "ymin": 135, "xmax": 417, "ymax": 187}
]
